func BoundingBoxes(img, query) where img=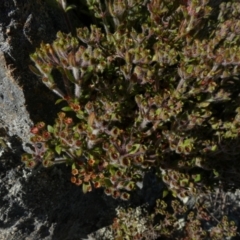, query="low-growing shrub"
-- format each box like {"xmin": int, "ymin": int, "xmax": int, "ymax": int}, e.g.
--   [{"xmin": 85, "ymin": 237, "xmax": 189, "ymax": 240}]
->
[
  {"xmin": 22, "ymin": 0, "xmax": 240, "ymax": 206},
  {"xmin": 107, "ymin": 193, "xmax": 238, "ymax": 240}
]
